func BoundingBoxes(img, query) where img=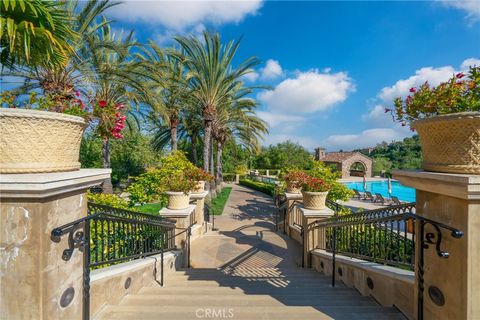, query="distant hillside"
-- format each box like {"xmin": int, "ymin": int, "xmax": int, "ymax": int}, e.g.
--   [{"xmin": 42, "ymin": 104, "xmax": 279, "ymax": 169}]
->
[{"xmin": 355, "ymin": 135, "xmax": 422, "ymax": 175}]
